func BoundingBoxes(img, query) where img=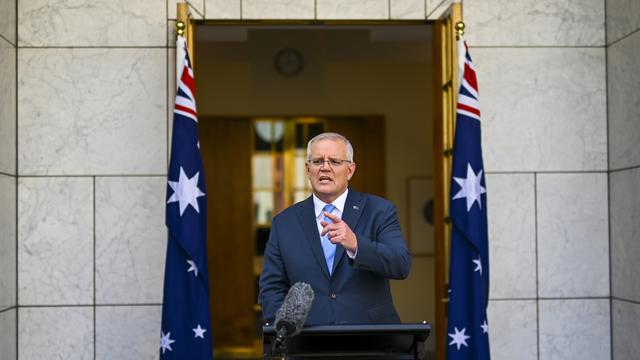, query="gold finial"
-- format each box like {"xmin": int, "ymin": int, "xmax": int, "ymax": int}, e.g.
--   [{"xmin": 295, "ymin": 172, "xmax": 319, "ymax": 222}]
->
[
  {"xmin": 176, "ymin": 21, "xmax": 186, "ymax": 36},
  {"xmin": 455, "ymin": 21, "xmax": 465, "ymax": 39}
]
